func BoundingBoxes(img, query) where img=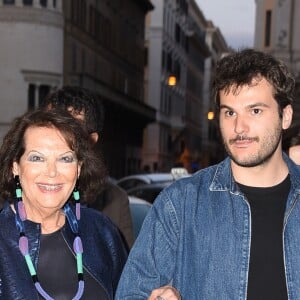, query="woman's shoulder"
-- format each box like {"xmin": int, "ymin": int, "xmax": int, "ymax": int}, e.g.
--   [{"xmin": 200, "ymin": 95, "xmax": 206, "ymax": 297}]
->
[
  {"xmin": 0, "ymin": 202, "xmax": 17, "ymax": 241},
  {"xmin": 0, "ymin": 202, "xmax": 14, "ymax": 221},
  {"xmin": 79, "ymin": 205, "xmax": 128, "ymax": 252}
]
